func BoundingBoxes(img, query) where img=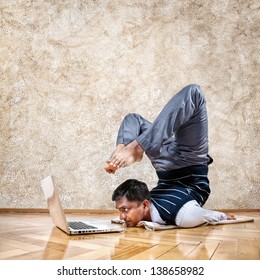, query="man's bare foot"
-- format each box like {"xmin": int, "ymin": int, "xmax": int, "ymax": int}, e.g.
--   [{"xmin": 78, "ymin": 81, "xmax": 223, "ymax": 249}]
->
[
  {"xmin": 105, "ymin": 144, "xmax": 126, "ymax": 174},
  {"xmin": 107, "ymin": 140, "xmax": 144, "ymax": 170},
  {"xmin": 109, "ymin": 144, "xmax": 126, "ymax": 159},
  {"xmin": 105, "ymin": 164, "xmax": 118, "ymax": 174}
]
